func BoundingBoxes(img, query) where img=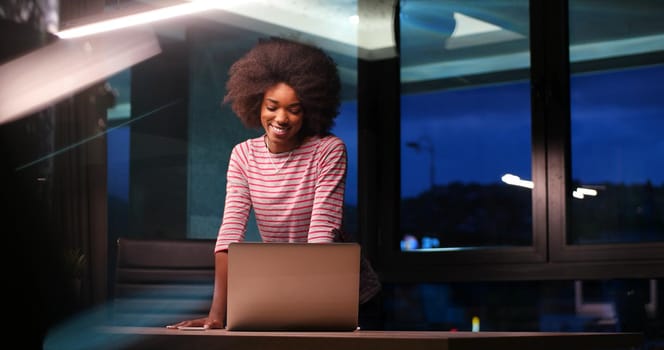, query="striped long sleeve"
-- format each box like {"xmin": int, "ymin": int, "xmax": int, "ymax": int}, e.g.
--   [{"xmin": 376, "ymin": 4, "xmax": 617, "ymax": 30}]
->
[{"xmin": 215, "ymin": 135, "xmax": 347, "ymax": 252}]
